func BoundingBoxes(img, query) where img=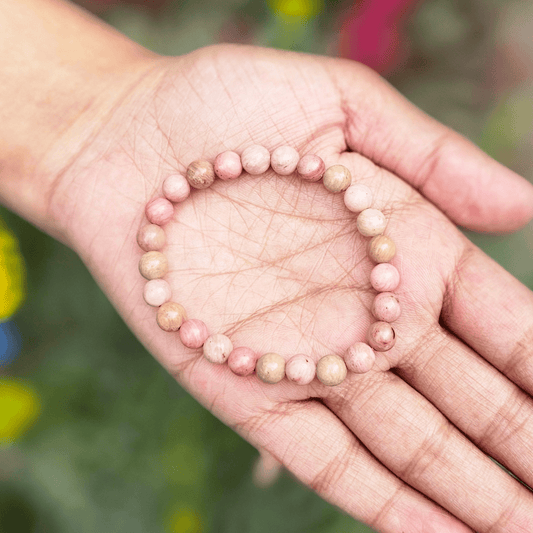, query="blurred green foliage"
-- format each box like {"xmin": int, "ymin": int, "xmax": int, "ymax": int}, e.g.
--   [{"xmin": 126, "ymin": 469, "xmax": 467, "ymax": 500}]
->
[
  {"xmin": 1, "ymin": 211, "xmax": 371, "ymax": 532},
  {"xmin": 1, "ymin": 0, "xmax": 532, "ymax": 532}
]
